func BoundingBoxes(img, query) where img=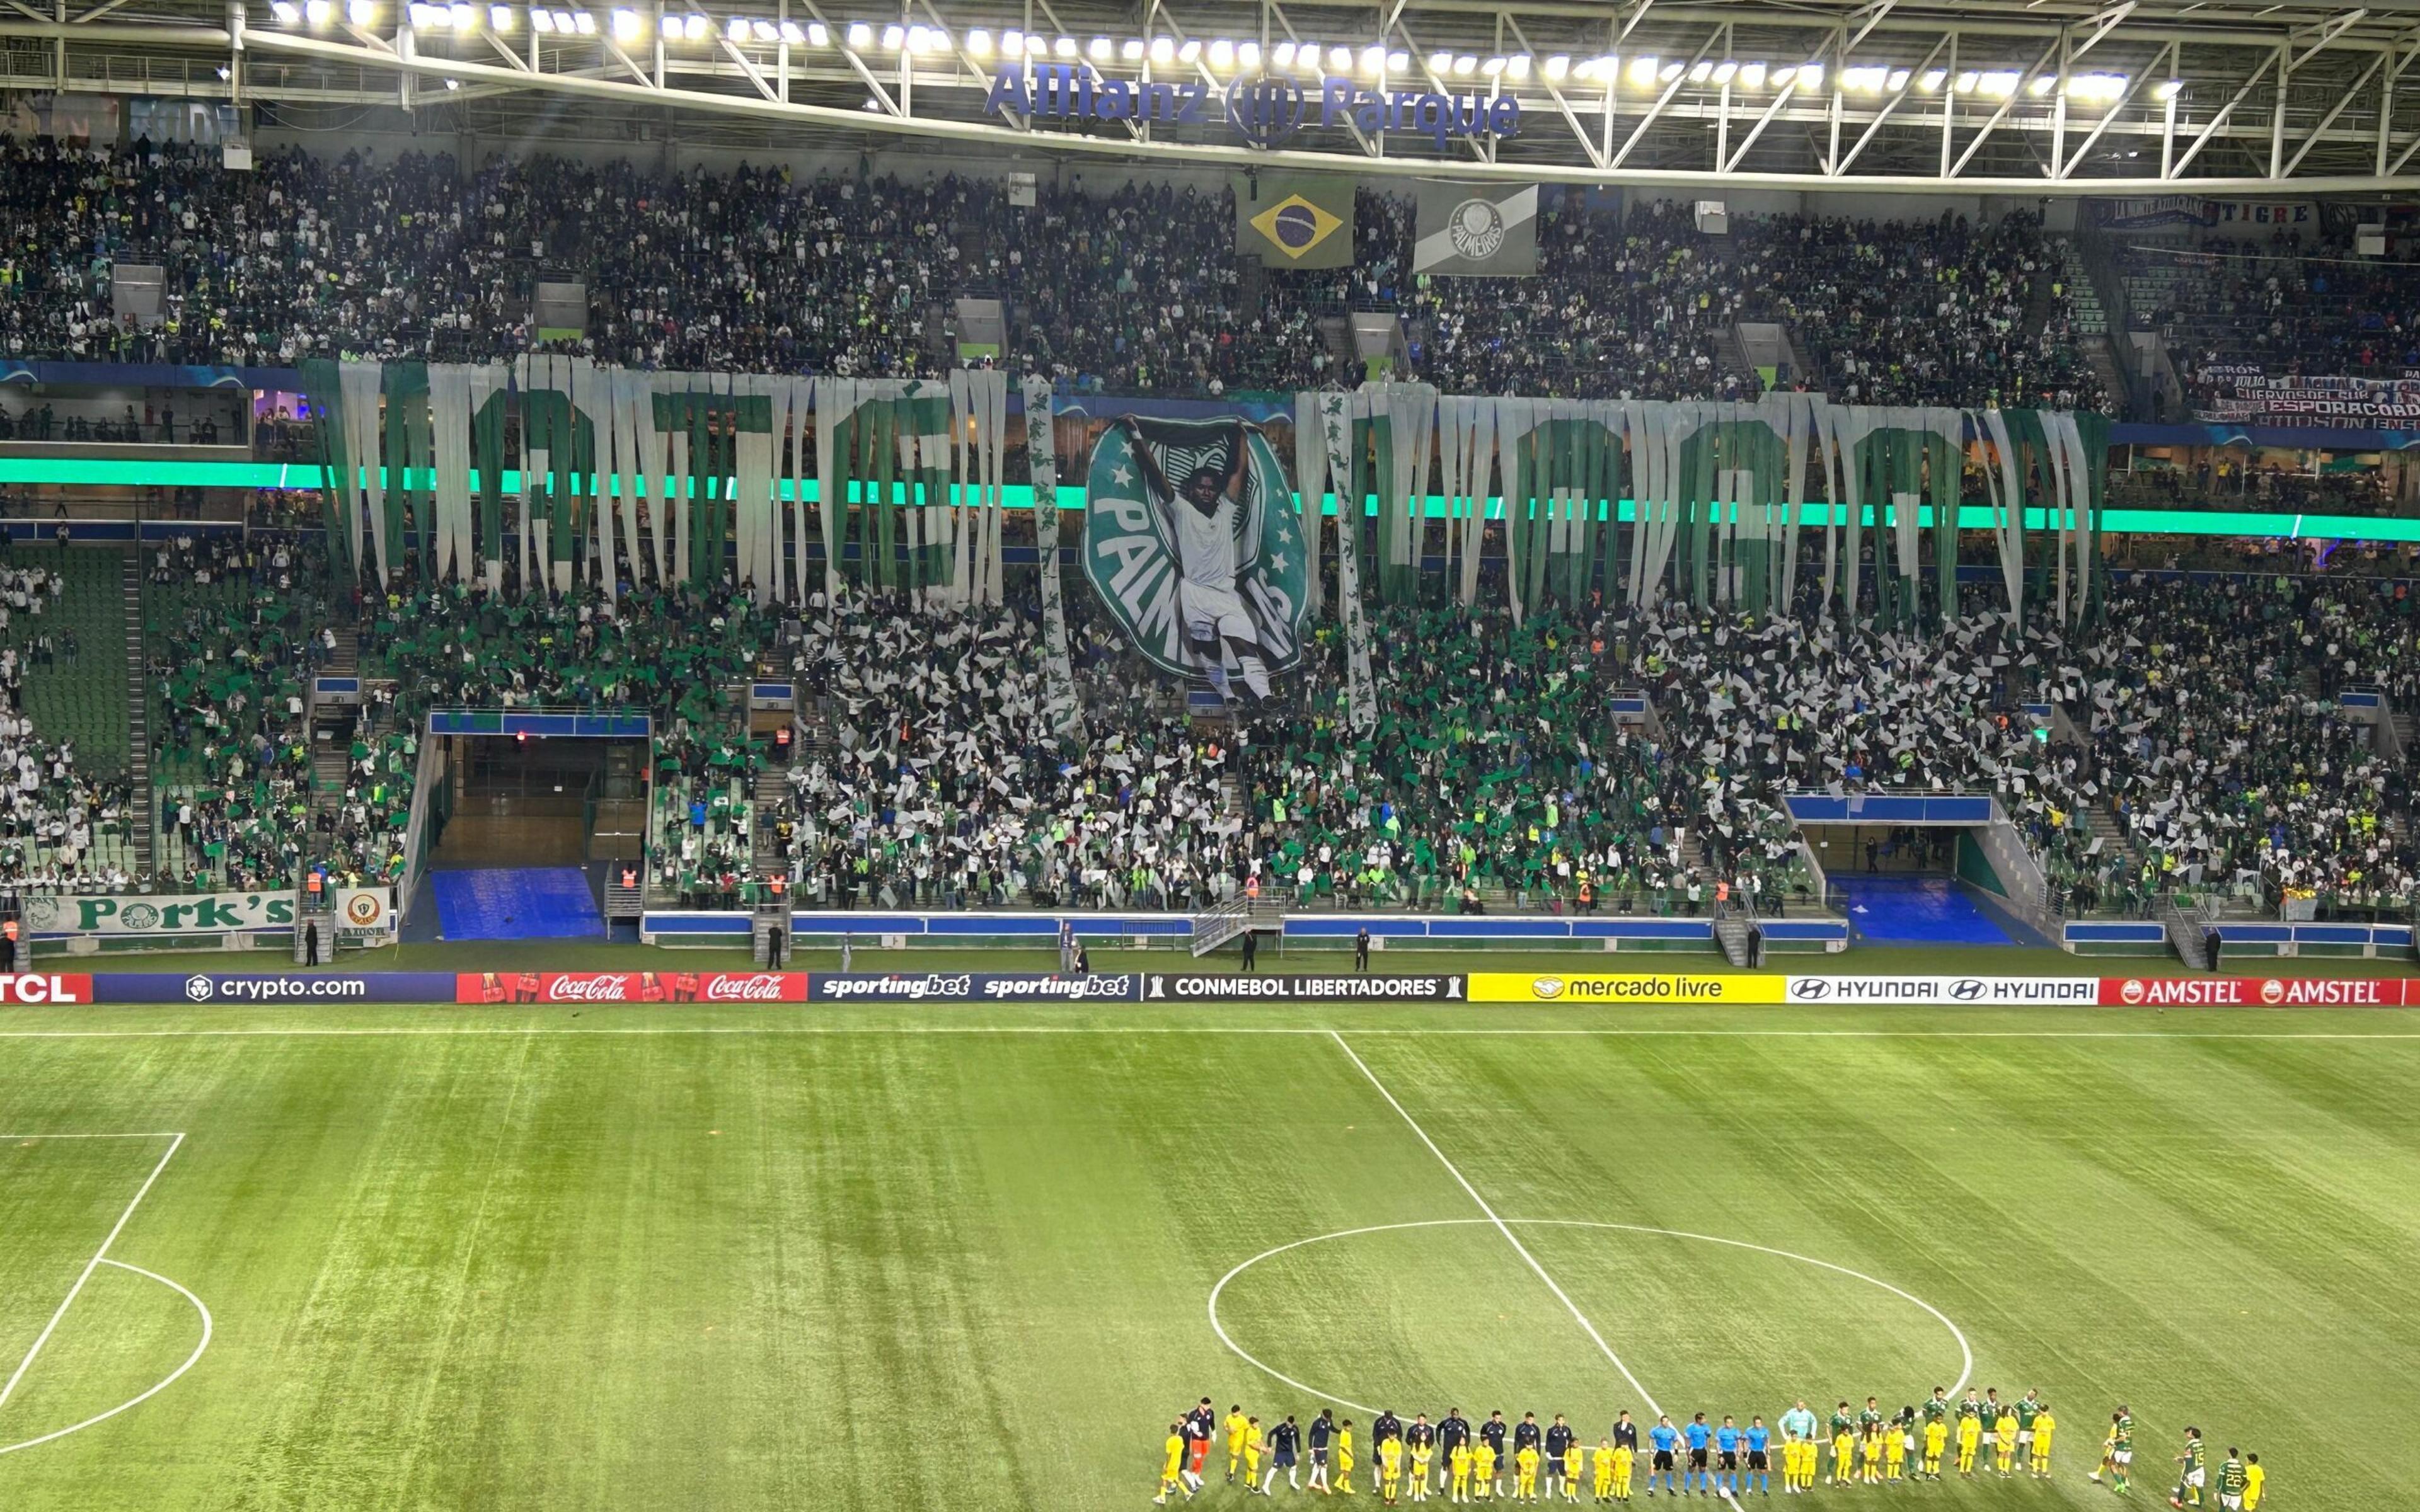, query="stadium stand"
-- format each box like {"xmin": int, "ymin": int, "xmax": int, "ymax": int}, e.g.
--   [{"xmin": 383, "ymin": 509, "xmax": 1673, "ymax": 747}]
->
[
  {"xmin": 0, "ymin": 549, "xmax": 141, "ymax": 886},
  {"xmin": 0, "ymin": 139, "xmax": 2102, "ymax": 410},
  {"xmin": 144, "ymin": 532, "xmax": 333, "ymax": 890}
]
